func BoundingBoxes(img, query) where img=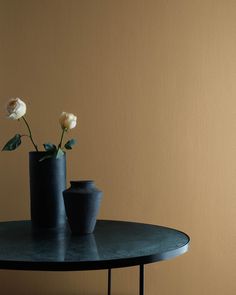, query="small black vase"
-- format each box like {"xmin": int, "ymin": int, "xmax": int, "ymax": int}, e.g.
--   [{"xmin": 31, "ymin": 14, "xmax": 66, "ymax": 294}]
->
[
  {"xmin": 29, "ymin": 152, "xmax": 66, "ymax": 229},
  {"xmin": 63, "ymin": 180, "xmax": 103, "ymax": 234}
]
